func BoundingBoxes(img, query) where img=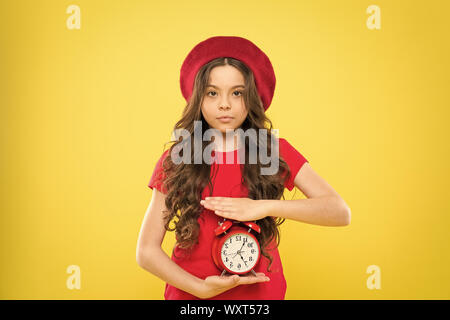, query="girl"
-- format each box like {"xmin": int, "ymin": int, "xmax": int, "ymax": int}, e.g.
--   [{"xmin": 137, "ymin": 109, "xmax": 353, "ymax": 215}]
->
[{"xmin": 136, "ymin": 36, "xmax": 351, "ymax": 300}]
